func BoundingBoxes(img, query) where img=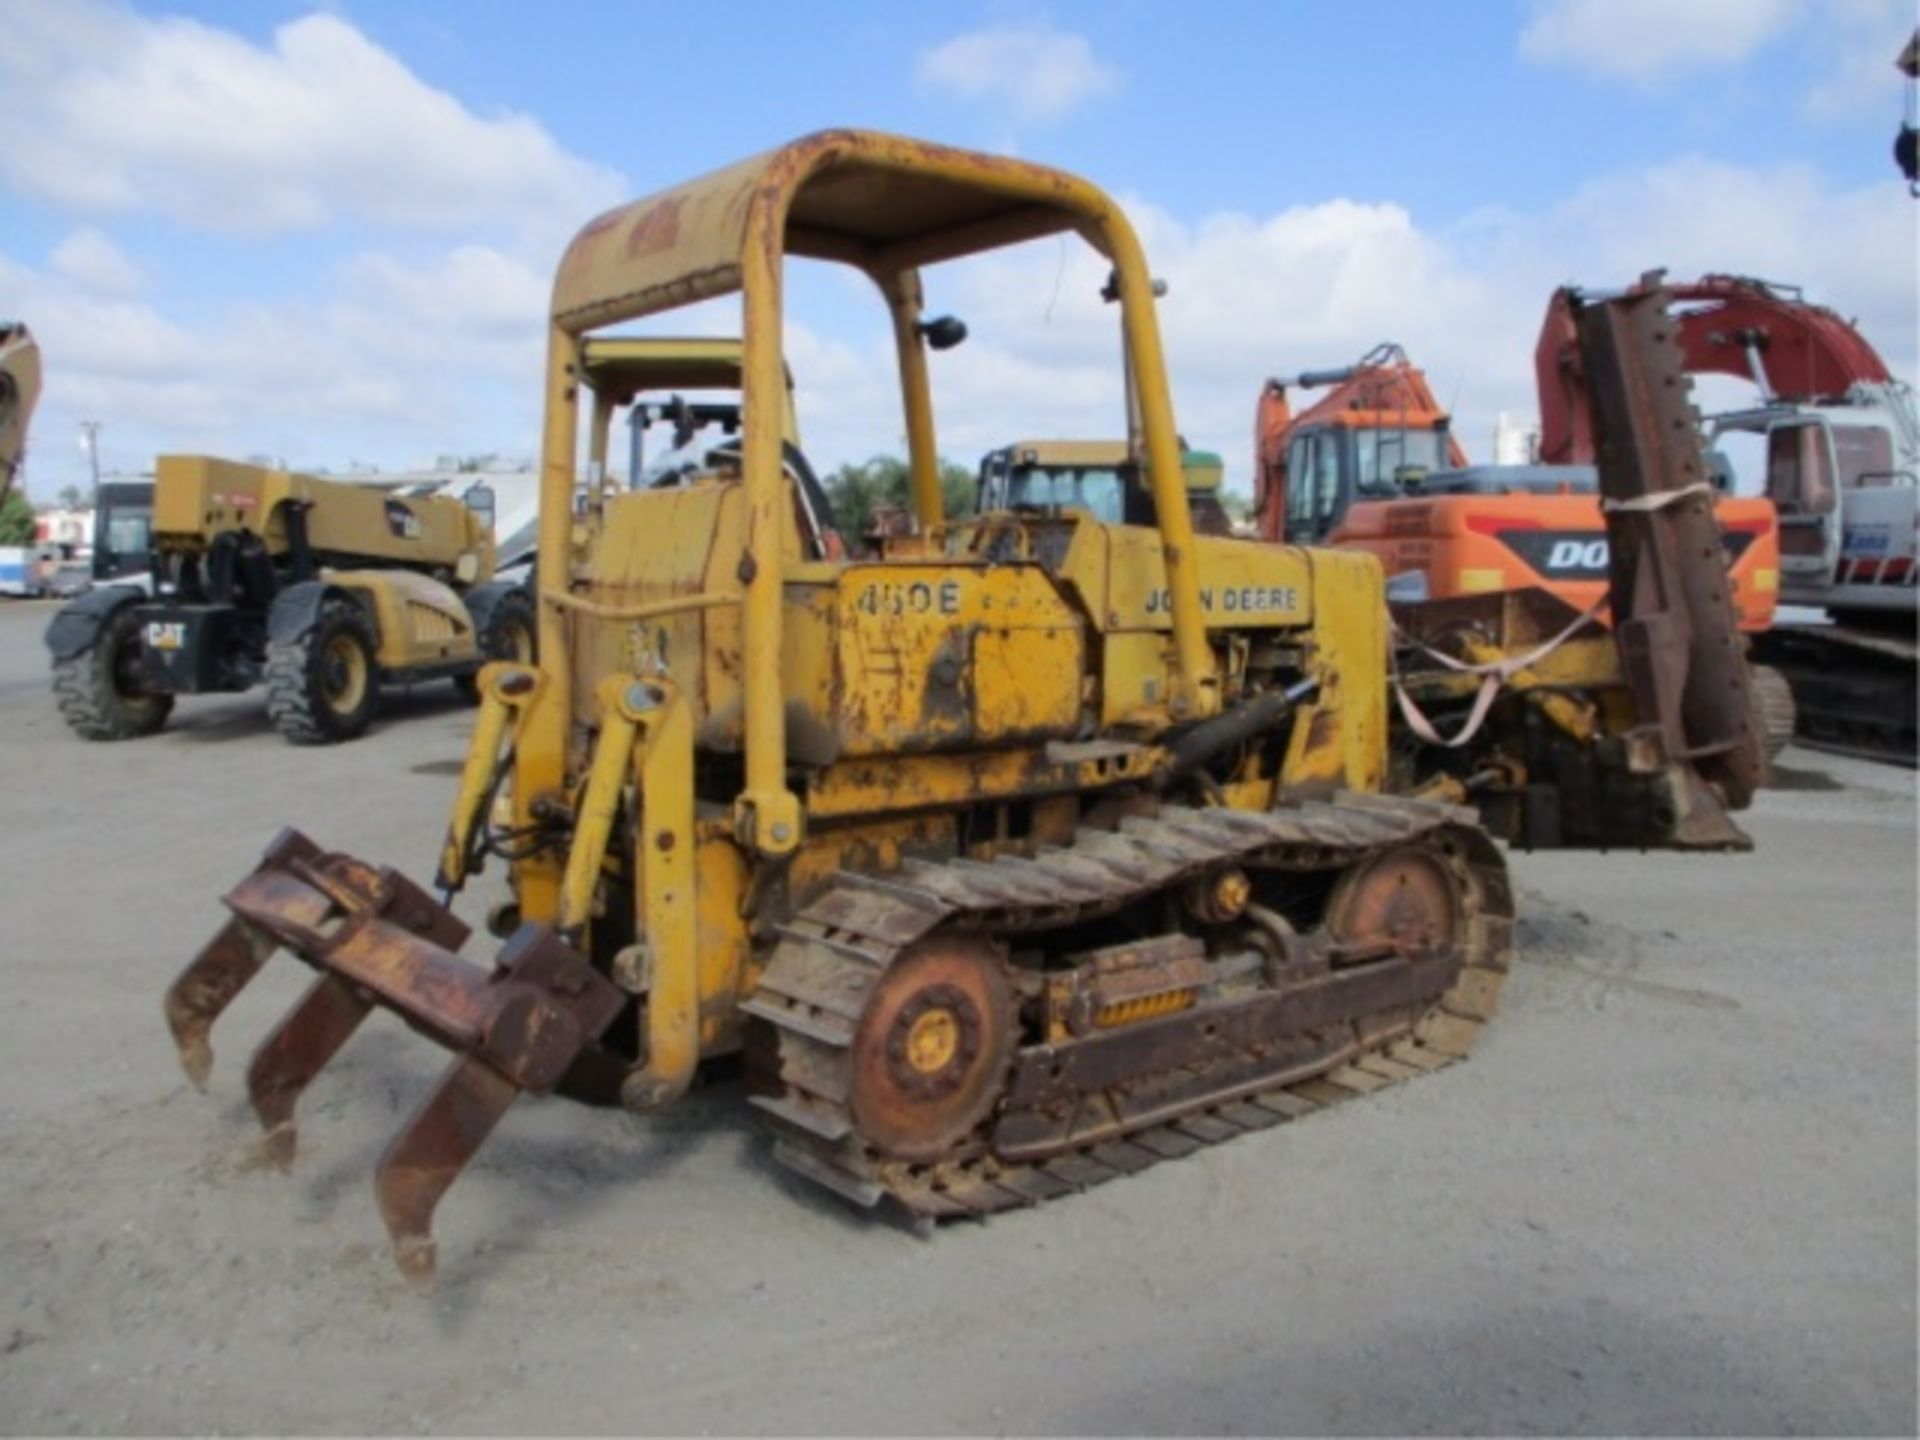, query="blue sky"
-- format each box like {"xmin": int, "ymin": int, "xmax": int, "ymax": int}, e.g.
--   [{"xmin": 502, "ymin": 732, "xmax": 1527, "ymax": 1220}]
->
[{"xmin": 3, "ymin": 0, "xmax": 1914, "ymax": 497}]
